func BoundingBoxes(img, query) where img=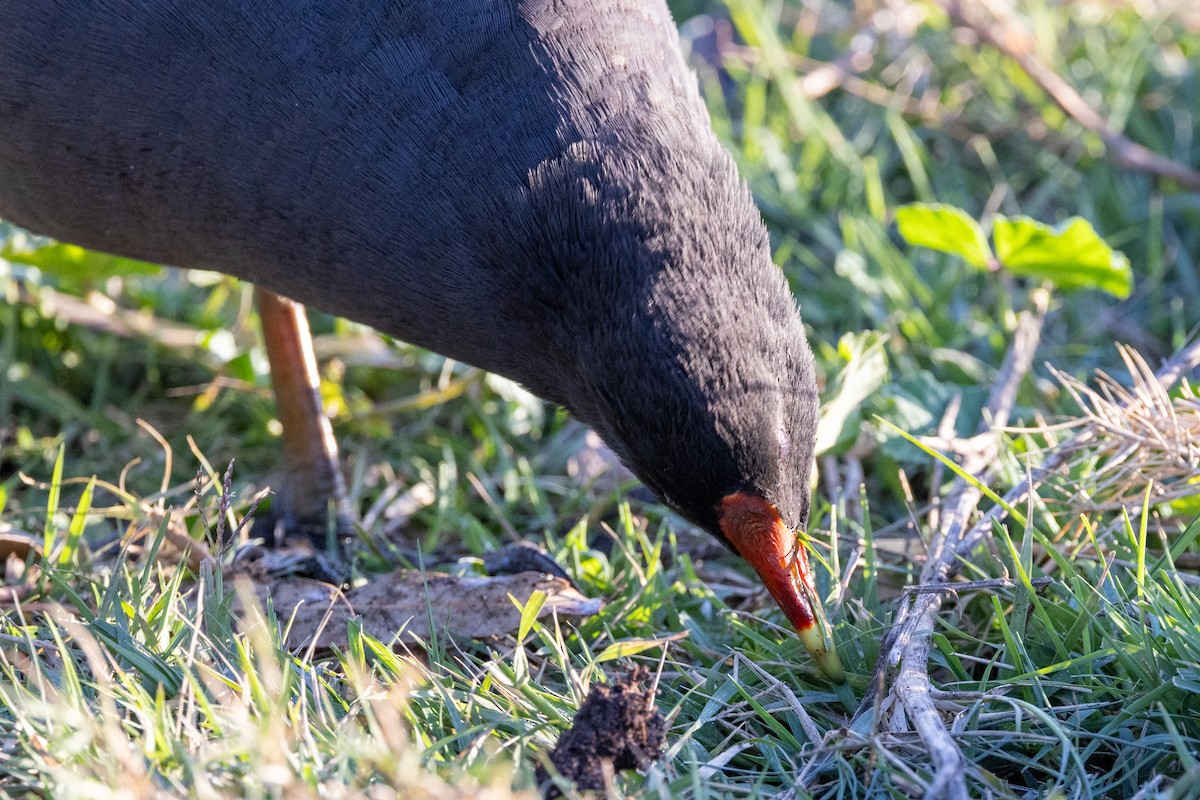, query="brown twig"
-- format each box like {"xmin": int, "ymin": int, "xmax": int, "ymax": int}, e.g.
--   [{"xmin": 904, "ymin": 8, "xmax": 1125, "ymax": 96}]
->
[
  {"xmin": 800, "ymin": 293, "xmax": 1050, "ymax": 798},
  {"xmin": 797, "ymin": 18, "xmax": 883, "ymax": 100},
  {"xmin": 885, "ymin": 288, "xmax": 1049, "ymax": 799},
  {"xmin": 960, "ymin": 339, "xmax": 1200, "ymax": 561},
  {"xmin": 937, "ymin": 0, "xmax": 1200, "ymax": 191},
  {"xmin": 881, "ymin": 328, "xmax": 1200, "ymax": 799},
  {"xmin": 901, "ymin": 576, "xmax": 1054, "ymax": 596}
]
